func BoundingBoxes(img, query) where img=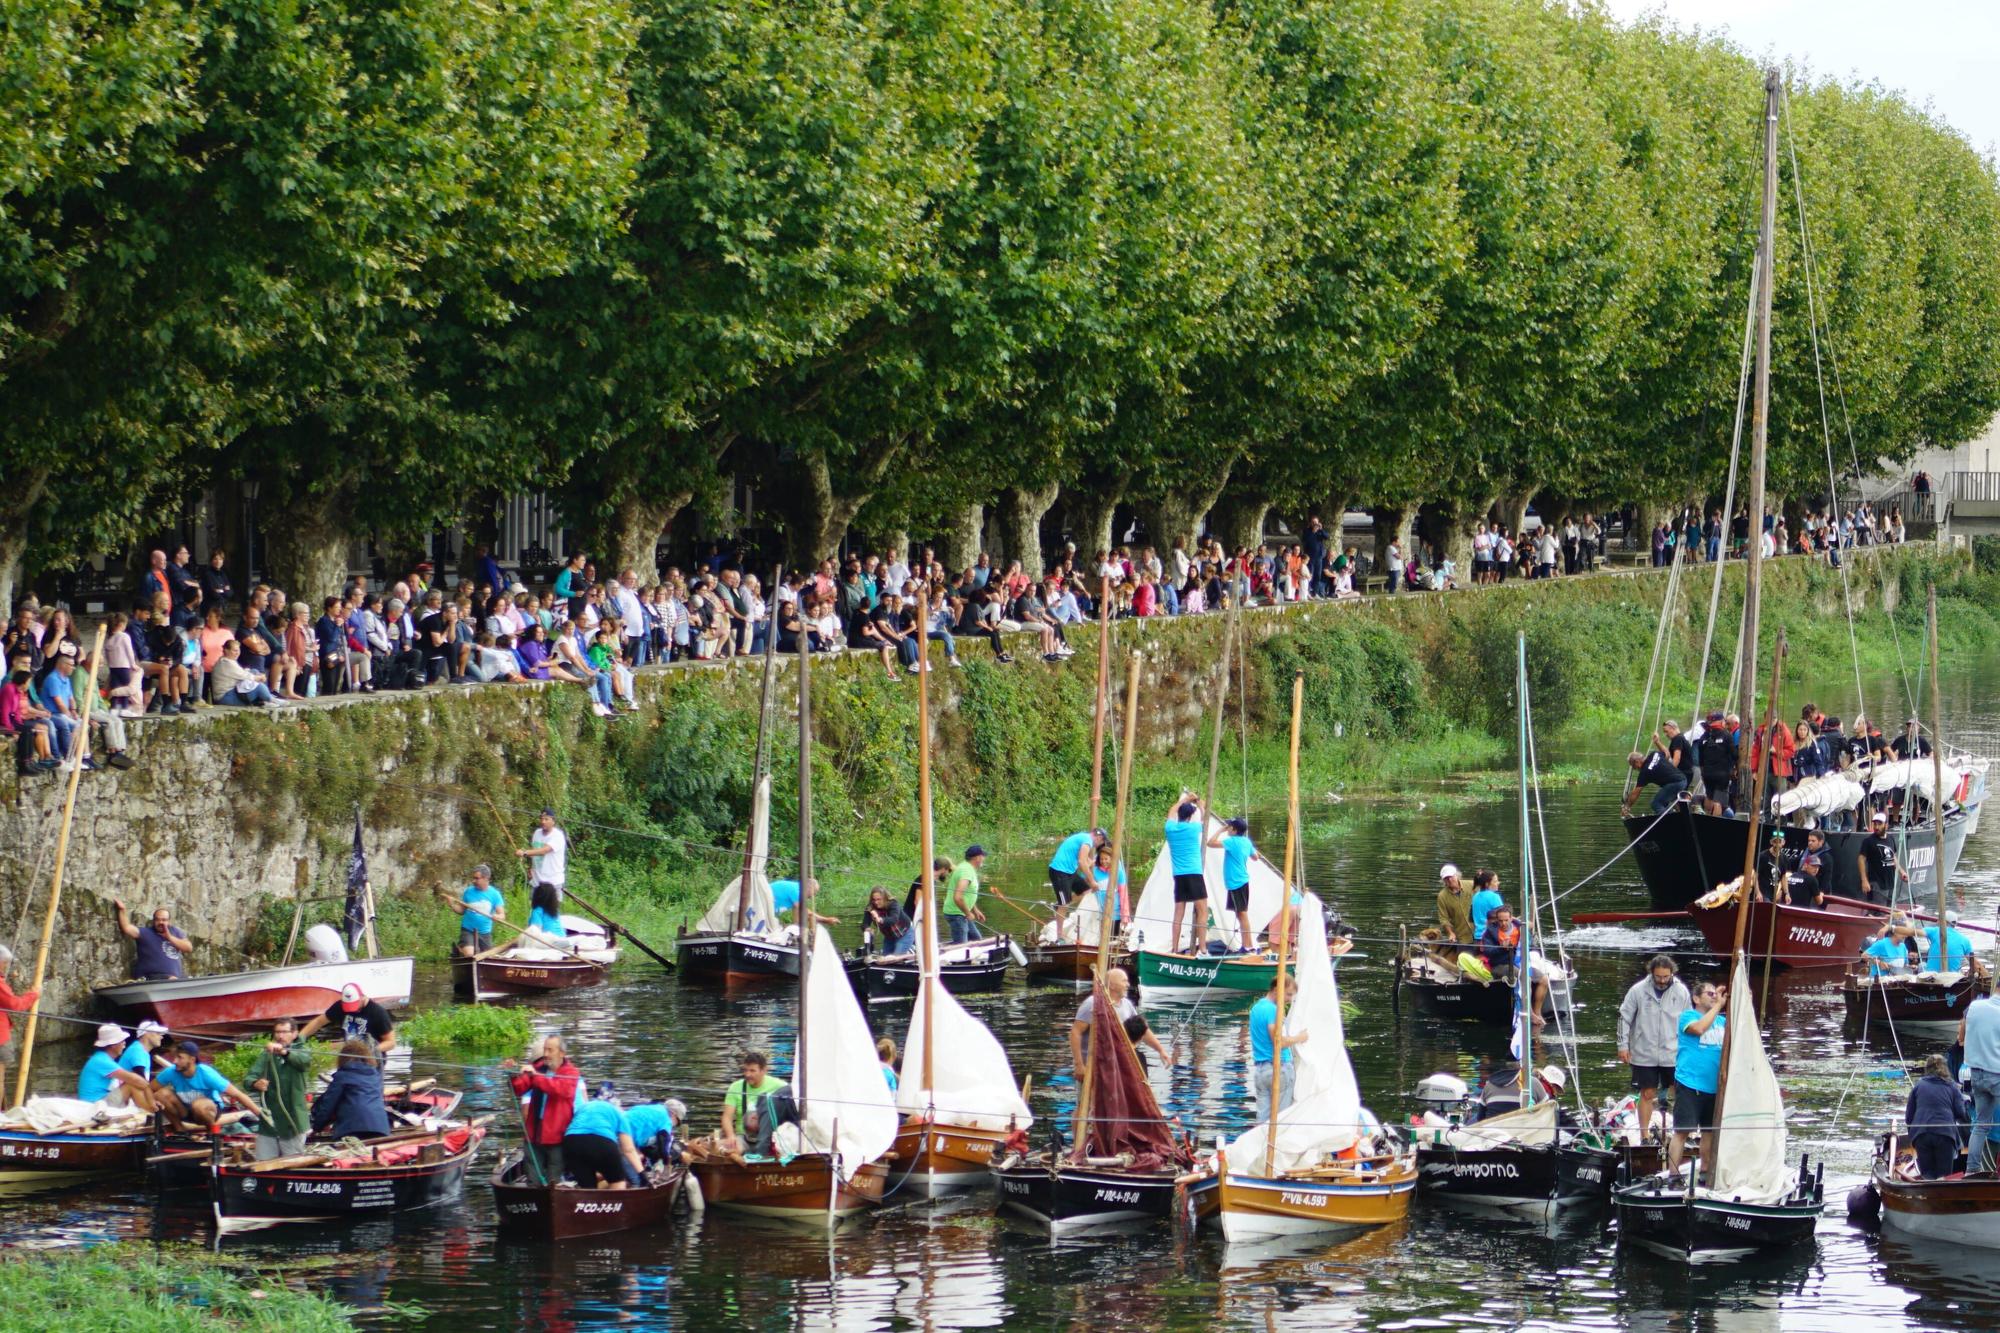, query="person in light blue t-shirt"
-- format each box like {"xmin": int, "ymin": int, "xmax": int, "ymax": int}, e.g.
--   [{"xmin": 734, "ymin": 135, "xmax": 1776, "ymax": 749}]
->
[
  {"xmin": 1163, "ymin": 796, "xmax": 1209, "ymax": 956},
  {"xmin": 76, "ymin": 1024, "xmax": 155, "ymax": 1108},
  {"xmin": 1468, "ymin": 869, "xmax": 1505, "ymax": 938},
  {"xmin": 1207, "ymin": 816, "xmax": 1265, "ymax": 953},
  {"xmin": 1248, "ymin": 975, "xmax": 1307, "ymax": 1121},
  {"xmin": 1667, "ymin": 982, "xmax": 1726, "ymax": 1173},
  {"xmin": 1089, "ymin": 845, "xmax": 1129, "ymax": 924},
  {"xmin": 1861, "ymin": 918, "xmax": 1921, "ymax": 977},
  {"xmin": 563, "ymin": 1083, "xmax": 645, "ymax": 1188},
  {"xmin": 456, "ymin": 864, "xmax": 507, "ymax": 957},
  {"xmin": 1047, "ymin": 828, "xmax": 1103, "ymax": 929},
  {"xmin": 1921, "ymin": 916, "xmax": 1980, "ymax": 975}
]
